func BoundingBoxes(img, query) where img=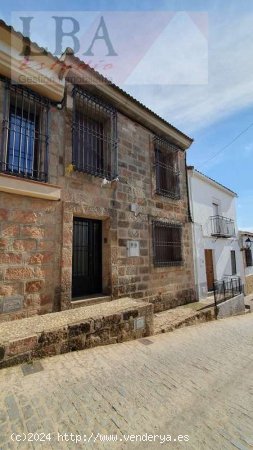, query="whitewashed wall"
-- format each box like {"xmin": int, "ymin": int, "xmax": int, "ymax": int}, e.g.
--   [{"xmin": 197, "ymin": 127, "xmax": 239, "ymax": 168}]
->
[{"xmin": 188, "ymin": 169, "xmax": 244, "ymax": 299}]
